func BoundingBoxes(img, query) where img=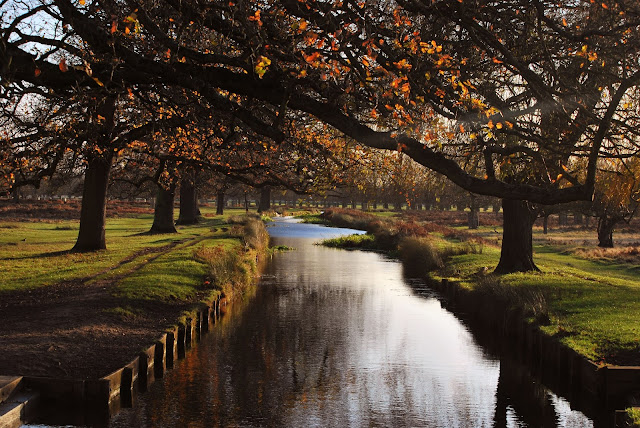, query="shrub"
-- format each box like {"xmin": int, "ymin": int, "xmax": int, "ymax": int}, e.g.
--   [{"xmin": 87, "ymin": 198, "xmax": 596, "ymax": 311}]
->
[
  {"xmin": 398, "ymin": 236, "xmax": 443, "ymax": 276},
  {"xmin": 243, "ymin": 218, "xmax": 269, "ymax": 251}
]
